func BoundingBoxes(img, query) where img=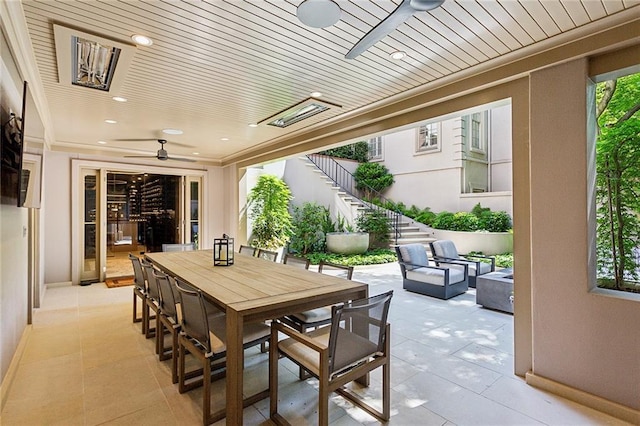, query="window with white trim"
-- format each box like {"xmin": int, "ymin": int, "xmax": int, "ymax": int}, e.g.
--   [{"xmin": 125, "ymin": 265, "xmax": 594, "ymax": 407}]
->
[
  {"xmin": 462, "ymin": 111, "xmax": 487, "ymax": 153},
  {"xmin": 367, "ymin": 136, "xmax": 383, "ymax": 160},
  {"xmin": 416, "ymin": 123, "xmax": 440, "ymax": 153}
]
